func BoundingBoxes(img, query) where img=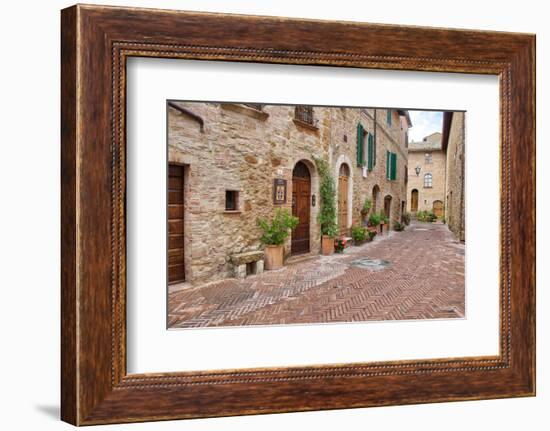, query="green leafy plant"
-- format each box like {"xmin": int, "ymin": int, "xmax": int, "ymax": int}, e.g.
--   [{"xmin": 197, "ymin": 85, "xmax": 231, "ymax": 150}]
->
[
  {"xmin": 351, "ymin": 225, "xmax": 368, "ymax": 243},
  {"xmin": 361, "ymin": 198, "xmax": 372, "ymax": 215},
  {"xmin": 401, "ymin": 211, "xmax": 411, "ymax": 226},
  {"xmin": 334, "ymin": 238, "xmax": 345, "ymax": 253},
  {"xmin": 393, "ymin": 221, "xmax": 405, "ymax": 231},
  {"xmin": 368, "ymin": 212, "xmax": 381, "ymax": 227},
  {"xmin": 368, "ymin": 230, "xmax": 377, "ymax": 240},
  {"xmin": 257, "ymin": 208, "xmax": 299, "ymax": 246},
  {"xmin": 379, "ymin": 210, "xmax": 389, "ymax": 224},
  {"xmin": 313, "ymin": 156, "xmax": 338, "ymax": 237},
  {"xmin": 417, "ymin": 210, "xmax": 437, "ymax": 223}
]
